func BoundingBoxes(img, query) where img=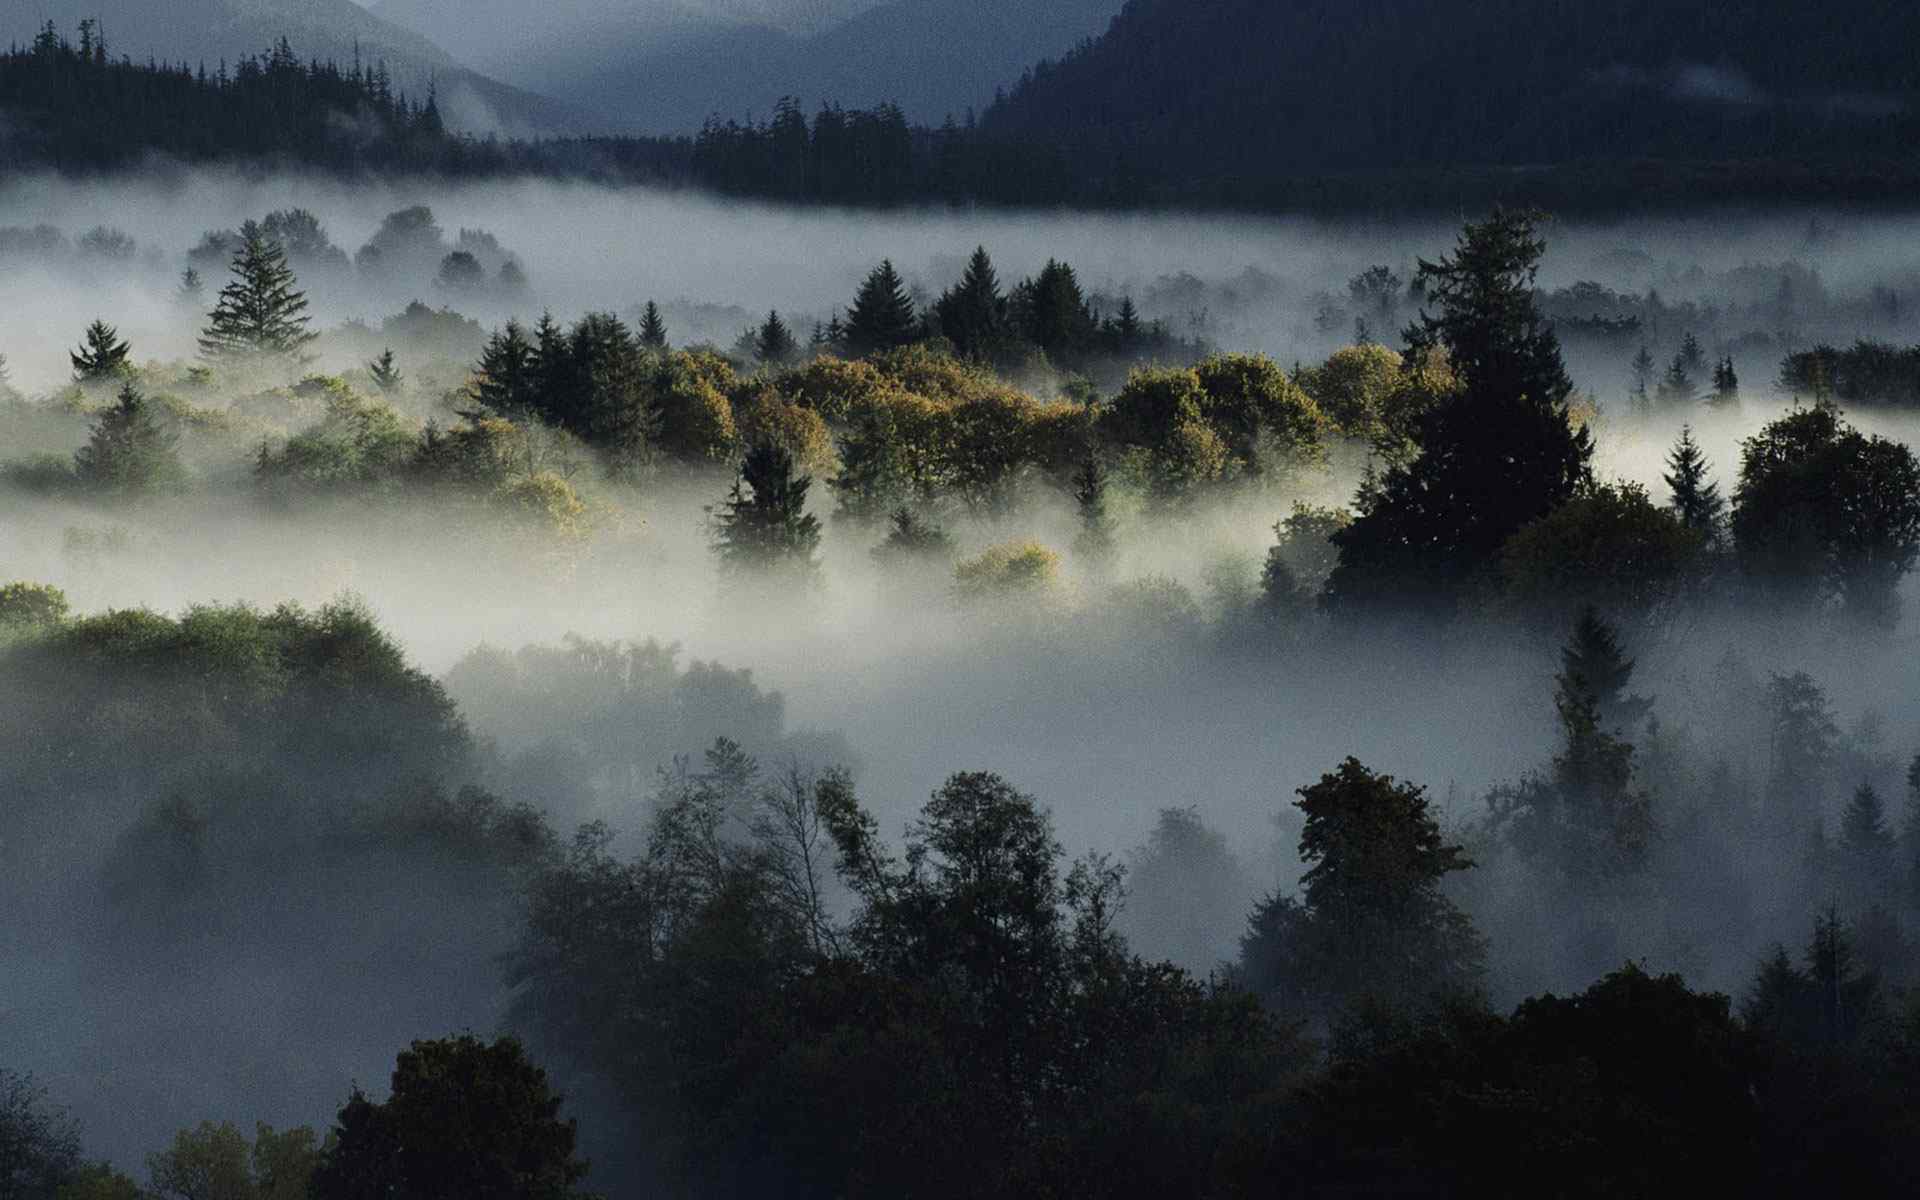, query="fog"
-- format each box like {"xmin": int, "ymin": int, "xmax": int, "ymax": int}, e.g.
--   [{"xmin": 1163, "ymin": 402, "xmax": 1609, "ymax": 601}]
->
[{"xmin": 5, "ymin": 170, "xmax": 1920, "ymax": 1179}]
